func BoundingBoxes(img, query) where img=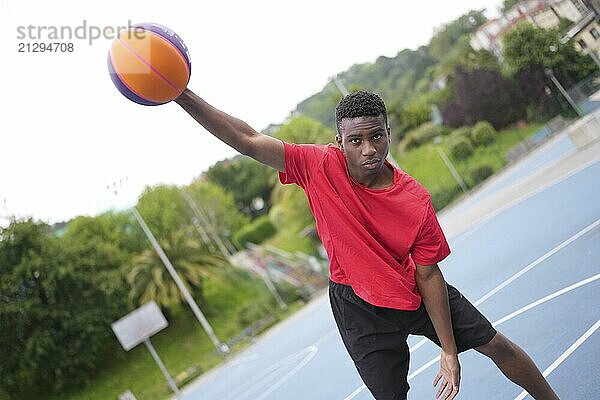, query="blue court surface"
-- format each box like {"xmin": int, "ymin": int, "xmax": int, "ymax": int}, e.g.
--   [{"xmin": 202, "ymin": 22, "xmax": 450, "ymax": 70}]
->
[{"xmin": 180, "ymin": 149, "xmax": 600, "ymax": 399}]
